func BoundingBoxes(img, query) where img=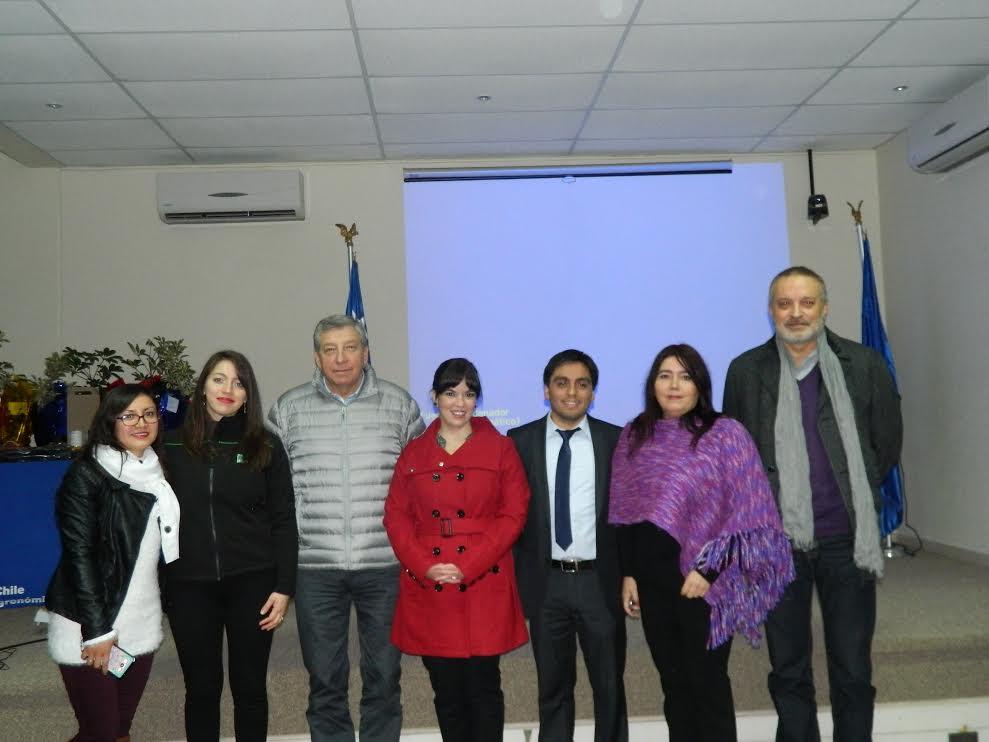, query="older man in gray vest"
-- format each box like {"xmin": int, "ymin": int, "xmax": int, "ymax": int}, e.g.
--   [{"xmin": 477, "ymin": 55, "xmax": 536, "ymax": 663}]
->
[{"xmin": 269, "ymin": 314, "xmax": 424, "ymax": 742}]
